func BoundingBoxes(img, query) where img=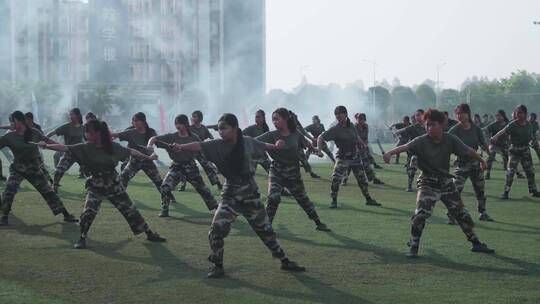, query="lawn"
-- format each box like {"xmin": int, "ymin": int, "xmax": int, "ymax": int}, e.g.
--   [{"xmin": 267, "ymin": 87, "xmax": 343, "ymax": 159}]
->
[{"xmin": 1, "ymin": 149, "xmax": 539, "ymax": 304}]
